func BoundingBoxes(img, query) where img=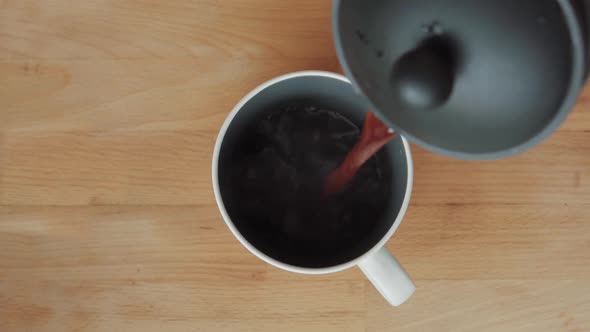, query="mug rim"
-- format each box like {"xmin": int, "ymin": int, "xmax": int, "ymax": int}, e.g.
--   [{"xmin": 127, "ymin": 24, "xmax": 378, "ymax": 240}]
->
[{"xmin": 211, "ymin": 70, "xmax": 414, "ymax": 274}]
